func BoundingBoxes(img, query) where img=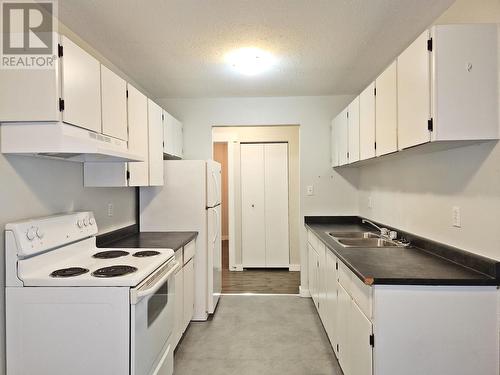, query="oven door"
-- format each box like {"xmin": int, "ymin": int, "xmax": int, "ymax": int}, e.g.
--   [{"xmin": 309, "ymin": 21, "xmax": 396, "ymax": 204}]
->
[{"xmin": 130, "ymin": 258, "xmax": 179, "ymax": 375}]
